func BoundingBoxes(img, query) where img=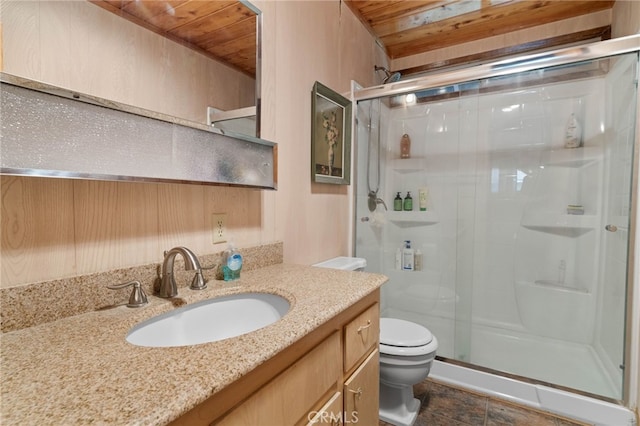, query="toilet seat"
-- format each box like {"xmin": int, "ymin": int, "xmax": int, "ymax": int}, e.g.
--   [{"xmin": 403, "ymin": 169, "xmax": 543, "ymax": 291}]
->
[{"xmin": 380, "ymin": 318, "xmax": 437, "ymax": 357}]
